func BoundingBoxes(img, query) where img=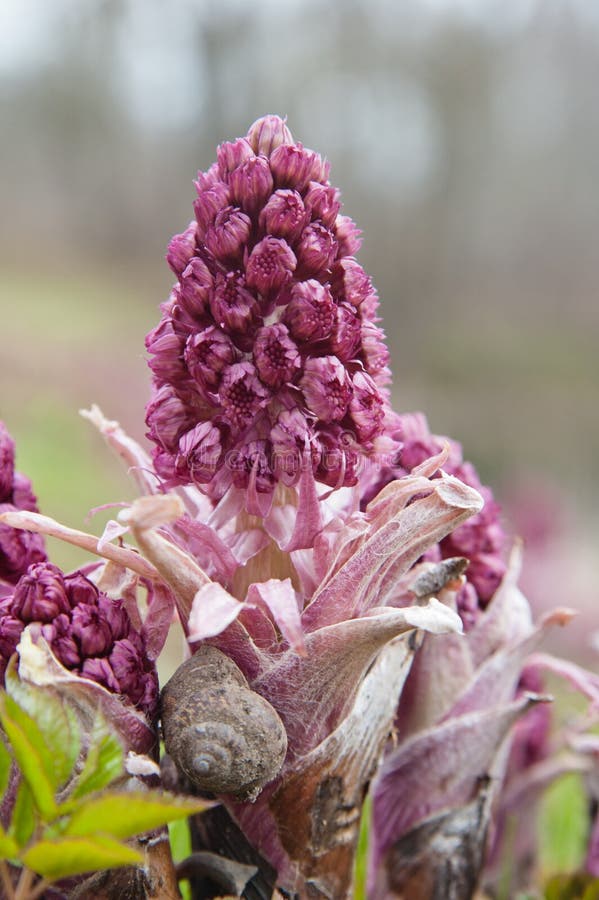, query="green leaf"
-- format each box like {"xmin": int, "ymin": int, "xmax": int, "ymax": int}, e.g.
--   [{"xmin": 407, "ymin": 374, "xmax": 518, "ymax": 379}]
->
[
  {"xmin": 539, "ymin": 773, "xmax": 589, "ymax": 875},
  {"xmin": 65, "ymin": 791, "xmax": 210, "ymax": 841},
  {"xmin": 168, "ymin": 816, "xmax": 191, "ymax": 863},
  {"xmin": 0, "ymin": 694, "xmax": 57, "ymax": 818},
  {"xmin": 22, "ymin": 834, "xmax": 143, "ymax": 879},
  {"xmin": 5, "ymin": 657, "xmax": 81, "ymax": 787},
  {"xmin": 69, "ymin": 714, "xmax": 124, "ymax": 801},
  {"xmin": 353, "ymin": 793, "xmax": 370, "ymax": 900},
  {"xmin": 8, "ymin": 780, "xmax": 36, "ymax": 848},
  {"xmin": 4, "ymin": 659, "xmax": 81, "ymax": 788},
  {"xmin": 0, "ymin": 734, "xmax": 11, "ymax": 800},
  {"xmin": 0, "ymin": 828, "xmax": 19, "ymax": 859}
]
